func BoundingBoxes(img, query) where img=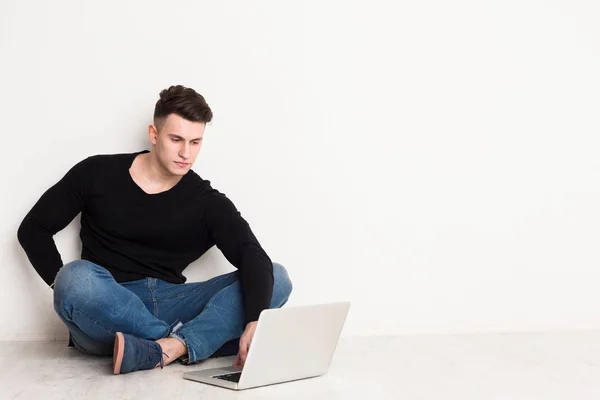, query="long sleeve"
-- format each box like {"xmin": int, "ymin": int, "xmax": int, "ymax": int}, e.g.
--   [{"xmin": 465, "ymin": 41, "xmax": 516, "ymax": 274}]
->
[
  {"xmin": 17, "ymin": 157, "xmax": 94, "ymax": 287},
  {"xmin": 204, "ymin": 191, "xmax": 274, "ymax": 325}
]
